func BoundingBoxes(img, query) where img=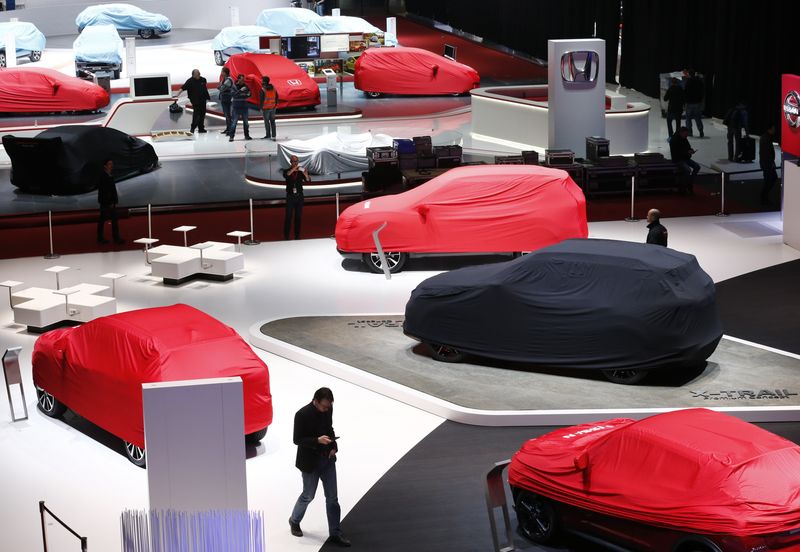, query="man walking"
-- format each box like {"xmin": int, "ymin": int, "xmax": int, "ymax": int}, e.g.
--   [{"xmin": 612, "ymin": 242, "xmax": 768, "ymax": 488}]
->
[
  {"xmin": 724, "ymin": 101, "xmax": 749, "ymax": 162},
  {"xmin": 683, "ymin": 69, "xmax": 704, "ymax": 137},
  {"xmin": 259, "ymin": 76, "xmax": 279, "ymax": 140},
  {"xmin": 96, "ymin": 159, "xmax": 124, "ymax": 244},
  {"xmin": 759, "ymin": 125, "xmax": 778, "ymax": 205},
  {"xmin": 218, "ymin": 67, "xmax": 234, "ymax": 135},
  {"xmin": 645, "ymin": 208, "xmax": 668, "ymax": 247},
  {"xmin": 663, "ymin": 77, "xmax": 685, "ymax": 138},
  {"xmin": 283, "ymin": 154, "xmax": 308, "ymax": 240},
  {"xmin": 179, "ymin": 69, "xmax": 210, "ymax": 133},
  {"xmin": 228, "ymin": 74, "xmax": 252, "ymax": 141},
  {"xmin": 289, "ymin": 388, "xmax": 351, "ymax": 547}
]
